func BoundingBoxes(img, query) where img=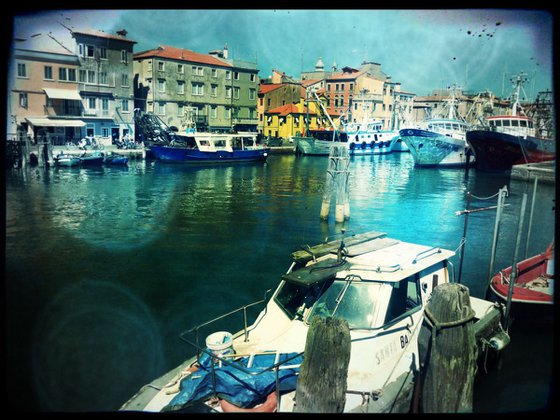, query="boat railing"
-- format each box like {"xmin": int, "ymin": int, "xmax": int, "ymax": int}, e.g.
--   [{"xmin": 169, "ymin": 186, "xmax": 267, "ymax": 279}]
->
[
  {"xmin": 178, "ymin": 288, "xmax": 306, "ymax": 411},
  {"xmin": 412, "ymin": 247, "xmax": 442, "ymax": 264}
]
